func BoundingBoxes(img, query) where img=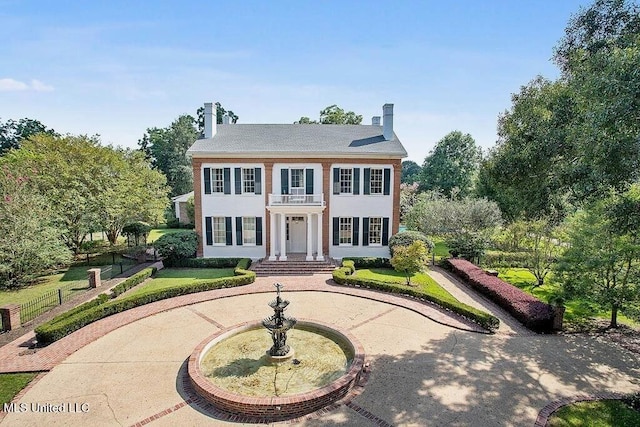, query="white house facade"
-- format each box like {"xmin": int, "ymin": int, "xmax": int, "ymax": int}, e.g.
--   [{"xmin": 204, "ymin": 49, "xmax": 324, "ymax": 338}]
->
[{"xmin": 187, "ymin": 103, "xmax": 407, "ymax": 261}]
